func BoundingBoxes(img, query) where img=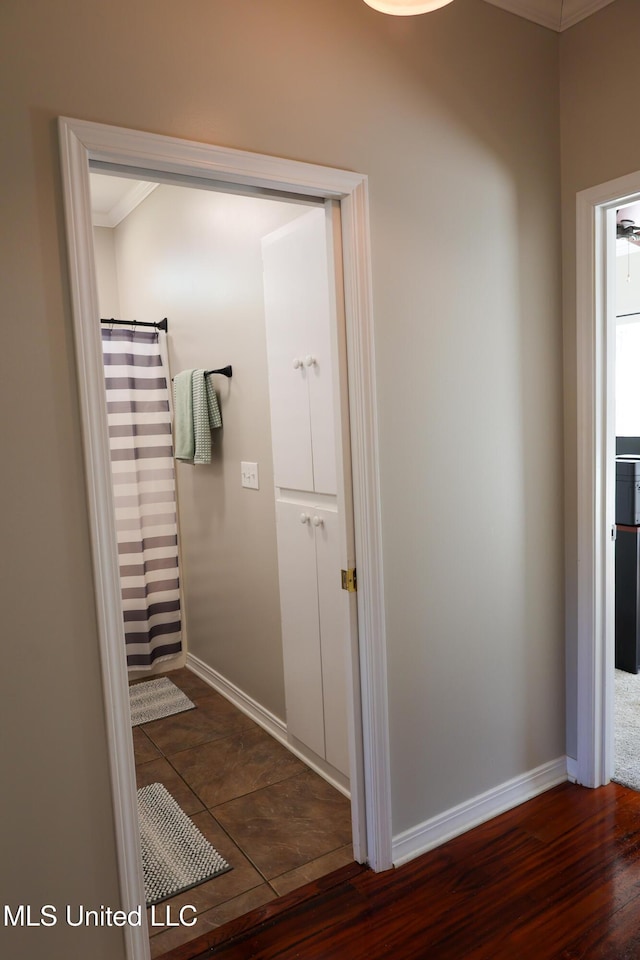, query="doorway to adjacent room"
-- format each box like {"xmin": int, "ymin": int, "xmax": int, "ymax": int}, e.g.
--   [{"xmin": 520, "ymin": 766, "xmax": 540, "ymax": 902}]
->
[
  {"xmin": 58, "ymin": 117, "xmax": 392, "ymax": 960},
  {"xmin": 575, "ymin": 169, "xmax": 640, "ymax": 791}
]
